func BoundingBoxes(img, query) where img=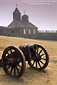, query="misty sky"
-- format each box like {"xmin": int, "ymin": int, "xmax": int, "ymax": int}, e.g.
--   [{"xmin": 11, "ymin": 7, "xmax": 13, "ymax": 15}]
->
[{"xmin": 0, "ymin": 0, "xmax": 57, "ymax": 30}]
